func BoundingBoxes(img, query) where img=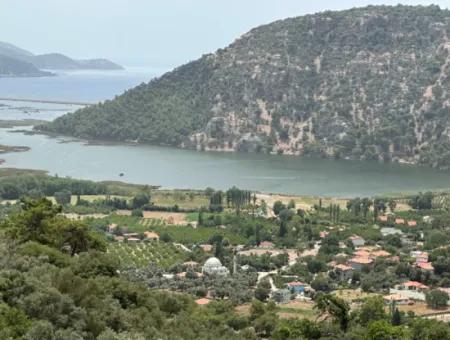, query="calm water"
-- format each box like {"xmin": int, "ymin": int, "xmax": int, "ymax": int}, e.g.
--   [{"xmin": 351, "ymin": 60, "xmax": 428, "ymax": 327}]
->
[{"xmin": 0, "ymin": 69, "xmax": 450, "ymax": 197}]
